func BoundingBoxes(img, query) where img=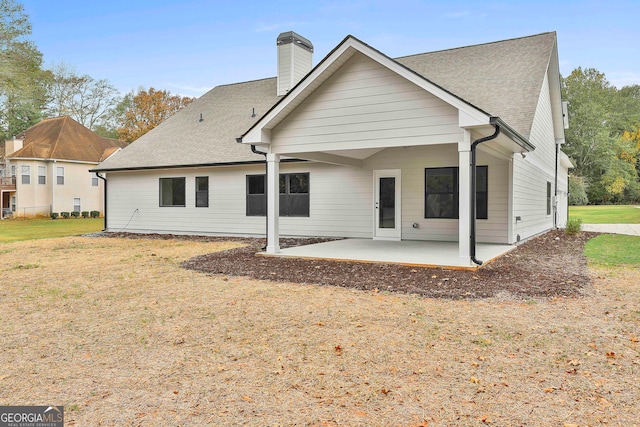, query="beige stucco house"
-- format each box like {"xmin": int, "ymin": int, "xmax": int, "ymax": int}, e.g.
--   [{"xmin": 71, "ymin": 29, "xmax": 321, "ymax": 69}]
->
[
  {"xmin": 93, "ymin": 31, "xmax": 572, "ymax": 267},
  {"xmin": 1, "ymin": 116, "xmax": 126, "ymax": 218}
]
